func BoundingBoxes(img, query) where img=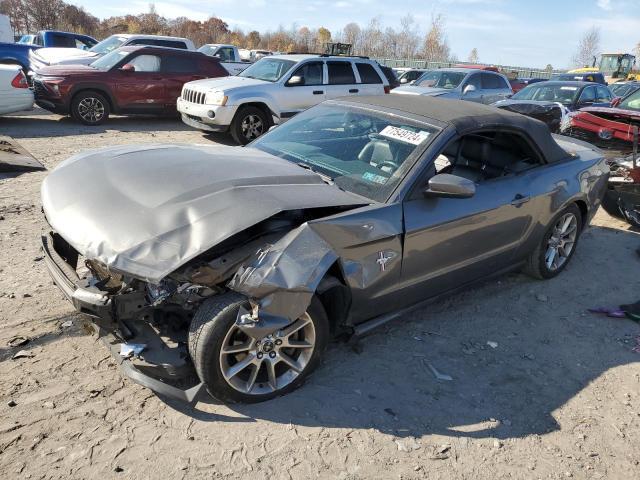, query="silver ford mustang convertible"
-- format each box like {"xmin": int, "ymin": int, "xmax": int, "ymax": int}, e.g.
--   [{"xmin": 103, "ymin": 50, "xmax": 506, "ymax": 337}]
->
[{"xmin": 41, "ymin": 96, "xmax": 609, "ymax": 403}]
